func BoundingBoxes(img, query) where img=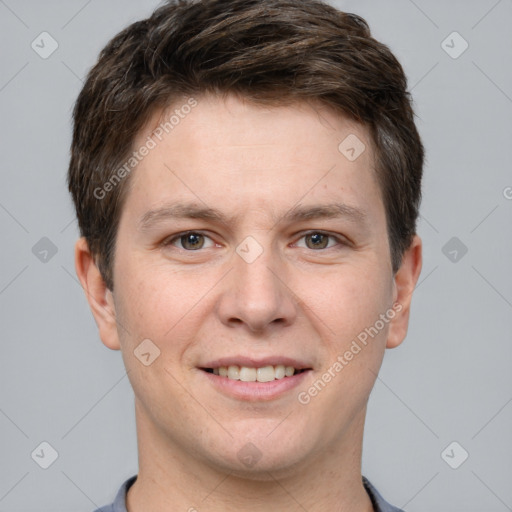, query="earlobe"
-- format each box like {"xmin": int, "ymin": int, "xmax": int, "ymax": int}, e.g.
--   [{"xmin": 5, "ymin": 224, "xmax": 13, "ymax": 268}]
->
[
  {"xmin": 74, "ymin": 237, "xmax": 121, "ymax": 350},
  {"xmin": 386, "ymin": 235, "xmax": 423, "ymax": 349}
]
